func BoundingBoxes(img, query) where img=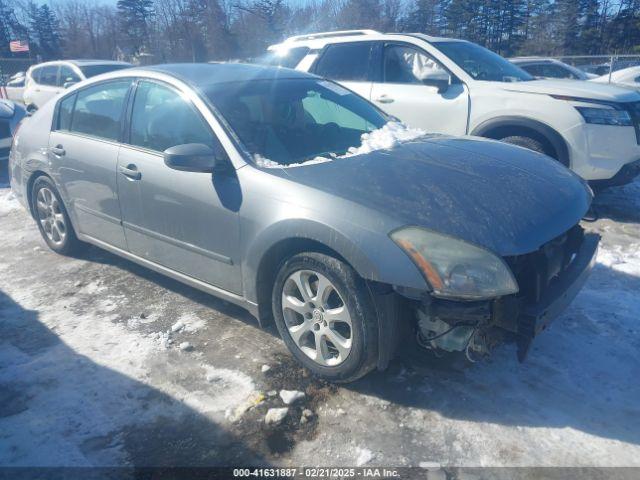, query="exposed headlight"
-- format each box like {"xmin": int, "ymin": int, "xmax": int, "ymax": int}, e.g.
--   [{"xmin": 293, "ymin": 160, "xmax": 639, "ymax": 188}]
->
[
  {"xmin": 391, "ymin": 227, "xmax": 518, "ymax": 300},
  {"xmin": 576, "ymin": 106, "xmax": 632, "ymax": 126}
]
